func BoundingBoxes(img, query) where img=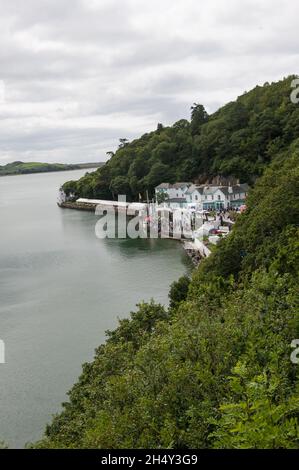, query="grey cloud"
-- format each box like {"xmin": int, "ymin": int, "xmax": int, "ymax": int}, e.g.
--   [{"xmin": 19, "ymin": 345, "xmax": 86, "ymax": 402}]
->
[
  {"xmin": 0, "ymin": 0, "xmax": 297, "ymax": 164},
  {"xmin": 4, "ymin": 0, "xmax": 143, "ymax": 45},
  {"xmin": 113, "ymin": 38, "xmax": 226, "ymax": 69}
]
